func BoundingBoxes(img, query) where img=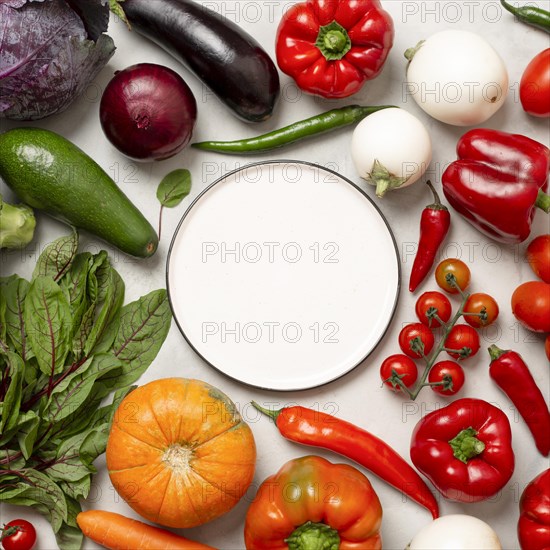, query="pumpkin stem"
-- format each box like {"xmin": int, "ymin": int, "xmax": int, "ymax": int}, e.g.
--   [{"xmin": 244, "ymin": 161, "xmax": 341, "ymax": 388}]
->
[
  {"xmin": 162, "ymin": 444, "xmax": 194, "ymax": 473},
  {"xmin": 251, "ymin": 401, "xmax": 281, "ymax": 421}
]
